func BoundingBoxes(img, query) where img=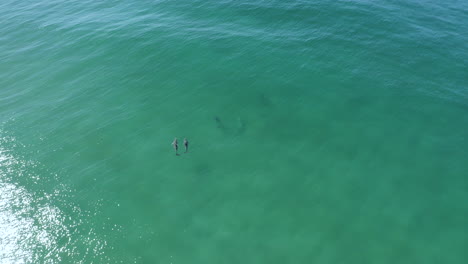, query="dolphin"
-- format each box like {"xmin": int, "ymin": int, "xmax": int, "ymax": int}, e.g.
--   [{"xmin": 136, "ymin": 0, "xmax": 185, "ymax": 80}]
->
[
  {"xmin": 172, "ymin": 138, "xmax": 179, "ymax": 155},
  {"xmin": 184, "ymin": 138, "xmax": 189, "ymax": 153}
]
